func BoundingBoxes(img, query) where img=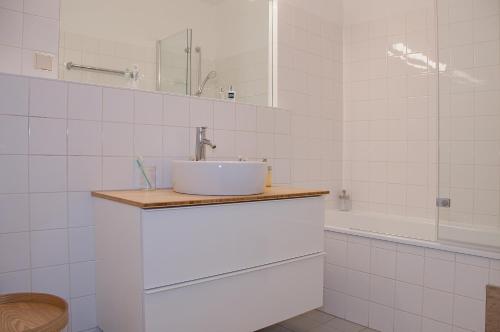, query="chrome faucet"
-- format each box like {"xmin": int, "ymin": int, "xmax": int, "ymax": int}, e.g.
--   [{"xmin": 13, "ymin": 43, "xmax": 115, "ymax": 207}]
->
[{"xmin": 195, "ymin": 127, "xmax": 216, "ymax": 161}]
